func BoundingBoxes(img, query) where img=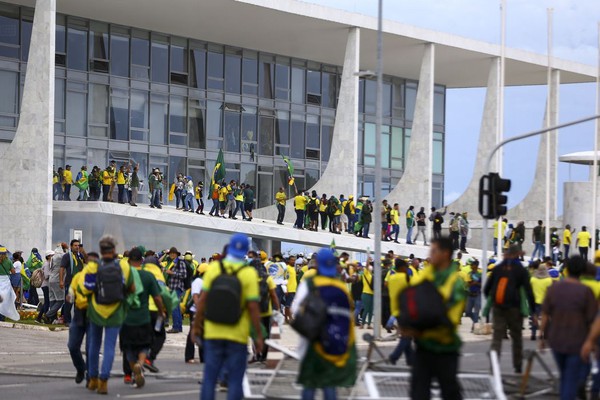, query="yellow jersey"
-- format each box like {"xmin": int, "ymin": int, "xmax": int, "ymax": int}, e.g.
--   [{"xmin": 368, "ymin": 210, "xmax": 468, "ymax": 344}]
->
[
  {"xmin": 530, "ymin": 276, "xmax": 553, "ymax": 305},
  {"xmin": 63, "ymin": 169, "xmax": 73, "ymax": 184},
  {"xmin": 275, "ymin": 191, "xmax": 287, "ymax": 206},
  {"xmin": 294, "ymin": 195, "xmax": 307, "ymax": 210},
  {"xmin": 577, "ymin": 231, "xmax": 591, "ymax": 248},
  {"xmin": 387, "ymin": 272, "xmax": 409, "ymax": 317},
  {"xmin": 362, "ymin": 269, "xmax": 374, "ymax": 295},
  {"xmin": 563, "ymin": 229, "xmax": 572, "ymax": 245},
  {"xmin": 286, "ymin": 265, "xmax": 297, "ymax": 293}
]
